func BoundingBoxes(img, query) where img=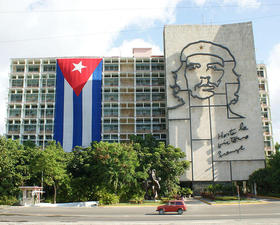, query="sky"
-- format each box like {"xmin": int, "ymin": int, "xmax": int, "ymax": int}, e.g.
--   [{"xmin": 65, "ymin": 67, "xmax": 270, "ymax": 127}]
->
[{"xmin": 0, "ymin": 0, "xmax": 280, "ymax": 143}]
